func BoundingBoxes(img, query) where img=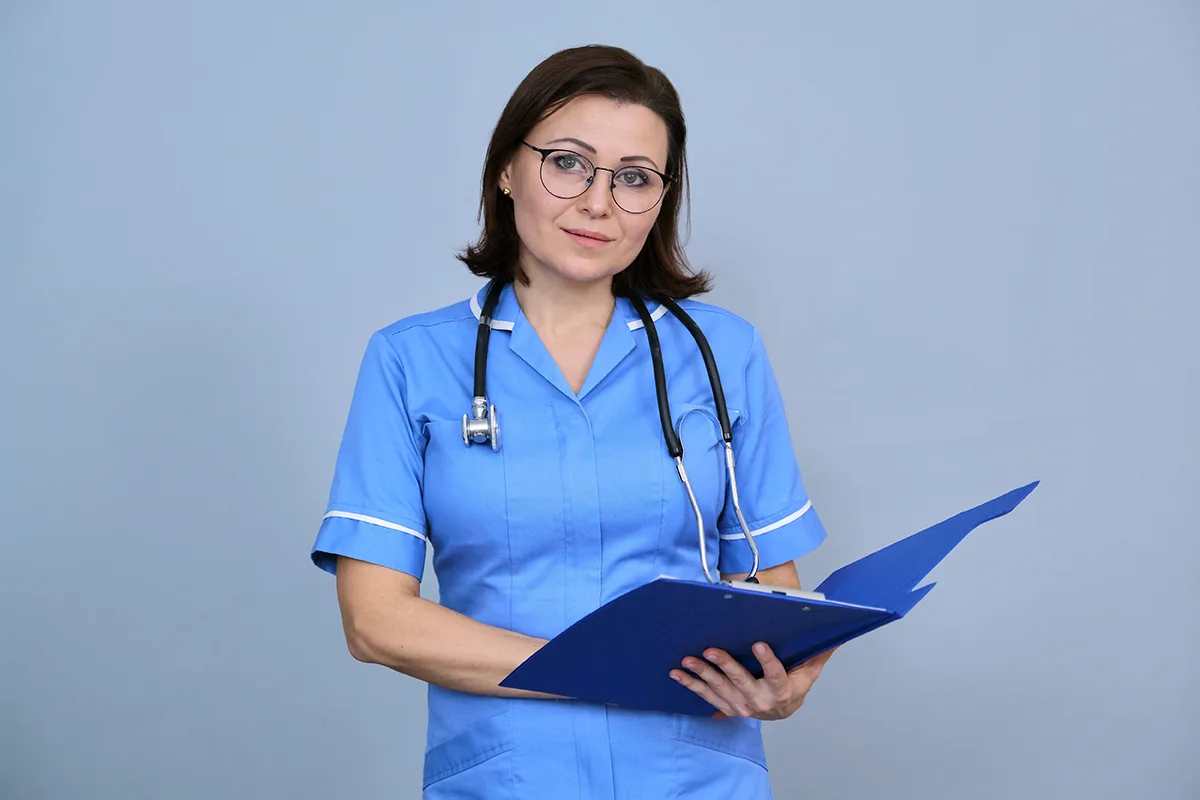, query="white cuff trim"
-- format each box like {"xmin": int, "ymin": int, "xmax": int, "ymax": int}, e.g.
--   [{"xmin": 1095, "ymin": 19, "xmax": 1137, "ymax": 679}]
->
[
  {"xmin": 719, "ymin": 500, "xmax": 812, "ymax": 541},
  {"xmin": 323, "ymin": 511, "xmax": 427, "ymax": 542}
]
